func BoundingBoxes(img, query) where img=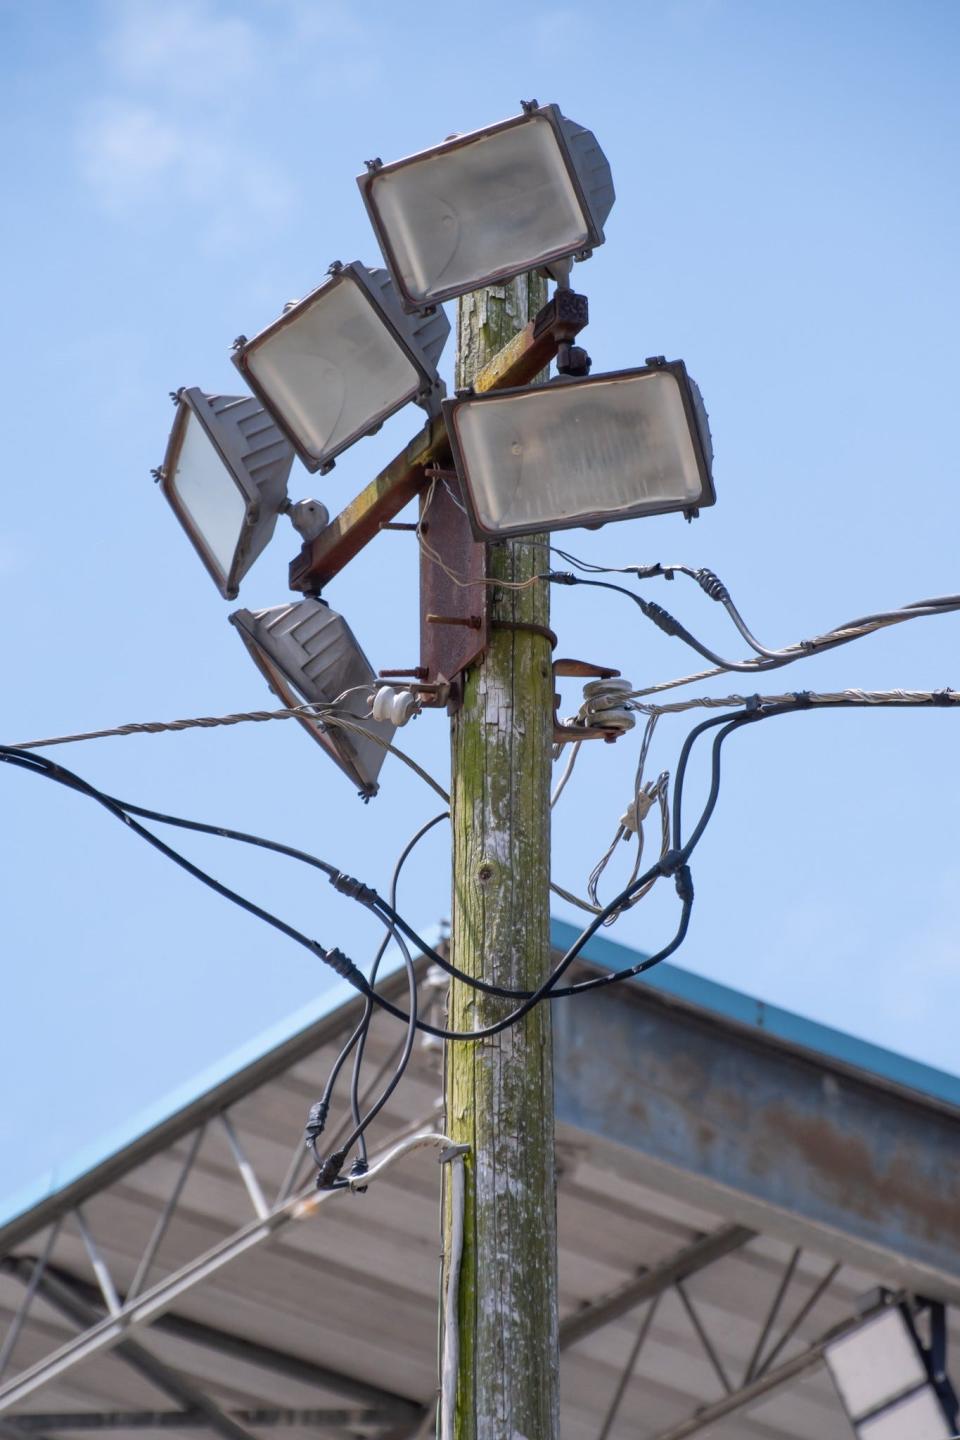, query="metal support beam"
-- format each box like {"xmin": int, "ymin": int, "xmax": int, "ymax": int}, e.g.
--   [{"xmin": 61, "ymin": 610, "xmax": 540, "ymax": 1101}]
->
[
  {"xmin": 554, "ymin": 982, "xmax": 960, "ymax": 1301},
  {"xmin": 3, "ymin": 1262, "xmax": 423, "ymax": 1426},
  {"xmin": 3, "ymin": 1409, "xmax": 391, "ymax": 1432},
  {"xmin": 559, "ymin": 1224, "xmax": 754, "ymax": 1351},
  {"xmin": 647, "ymin": 1300, "xmax": 890, "ymax": 1440},
  {"xmin": 4, "ymin": 1266, "xmax": 258, "ymax": 1440}
]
